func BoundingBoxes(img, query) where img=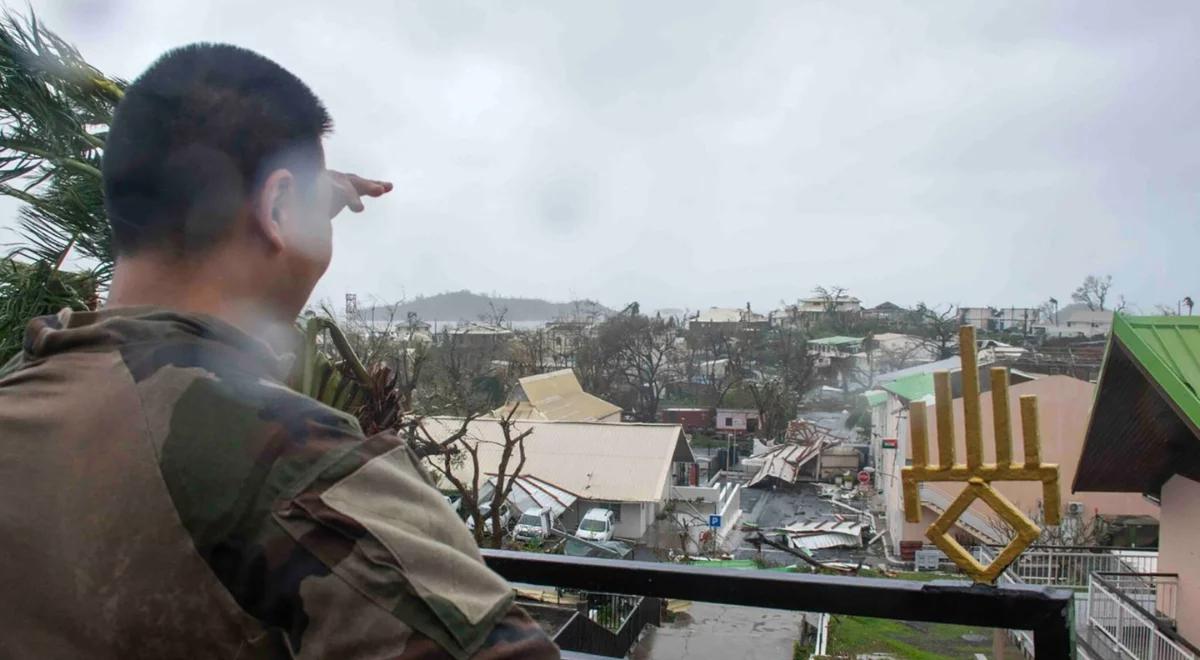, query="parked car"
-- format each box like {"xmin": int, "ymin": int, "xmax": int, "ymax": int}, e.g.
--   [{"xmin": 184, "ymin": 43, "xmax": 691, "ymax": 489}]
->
[
  {"xmin": 513, "ymin": 506, "xmax": 554, "ymax": 542},
  {"xmin": 575, "ymin": 507, "xmax": 616, "ymax": 542},
  {"xmin": 467, "ymin": 502, "xmax": 512, "ymax": 535}
]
